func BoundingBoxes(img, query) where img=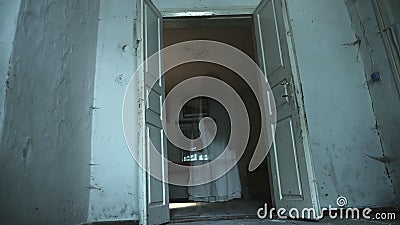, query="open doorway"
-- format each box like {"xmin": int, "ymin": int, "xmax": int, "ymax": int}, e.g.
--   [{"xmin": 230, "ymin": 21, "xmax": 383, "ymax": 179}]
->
[
  {"xmin": 163, "ymin": 16, "xmax": 272, "ymax": 221},
  {"xmin": 137, "ymin": 0, "xmax": 321, "ymax": 224}
]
